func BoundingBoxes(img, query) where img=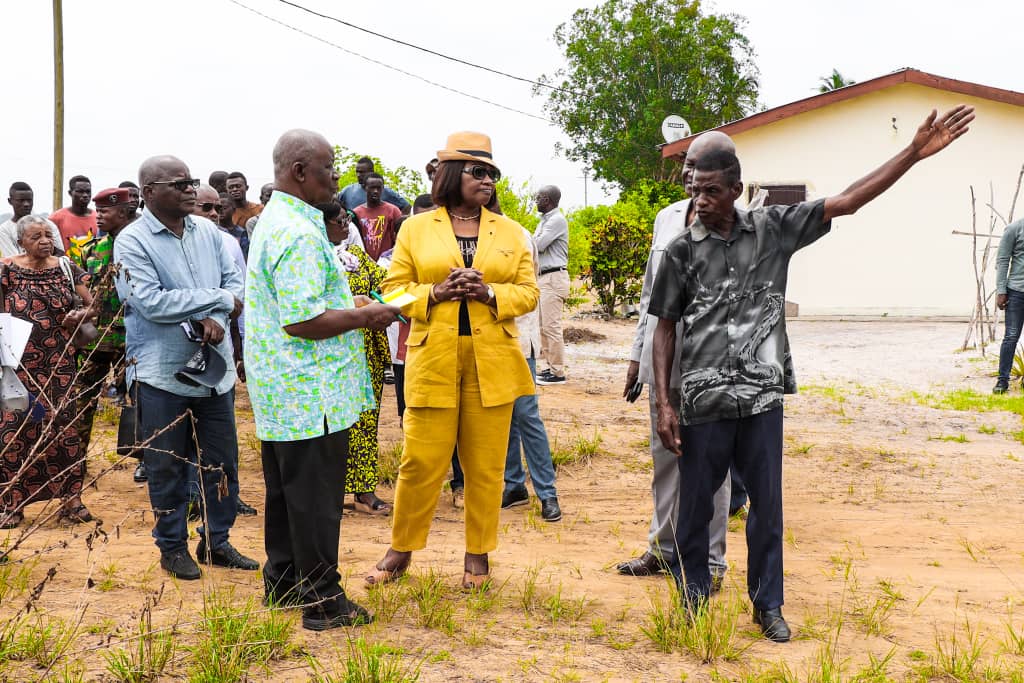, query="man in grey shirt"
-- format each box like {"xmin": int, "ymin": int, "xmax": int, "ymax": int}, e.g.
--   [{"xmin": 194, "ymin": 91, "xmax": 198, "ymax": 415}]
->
[
  {"xmin": 994, "ymin": 217, "xmax": 1024, "ymax": 393},
  {"xmin": 533, "ymin": 185, "xmax": 570, "ymax": 384}
]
